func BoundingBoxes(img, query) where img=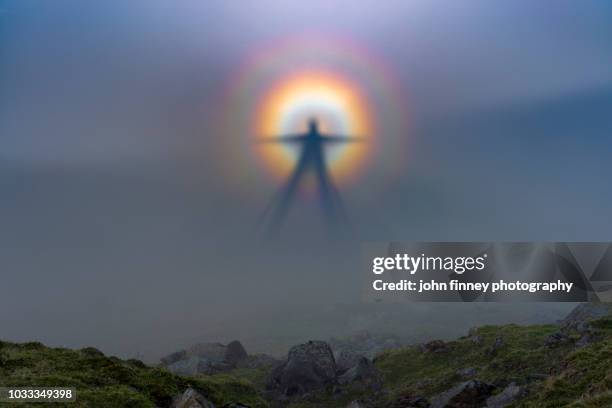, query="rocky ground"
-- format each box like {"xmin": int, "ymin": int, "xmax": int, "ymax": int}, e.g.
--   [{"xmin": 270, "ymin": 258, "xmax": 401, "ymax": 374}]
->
[{"xmin": 1, "ymin": 303, "xmax": 610, "ymax": 407}]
